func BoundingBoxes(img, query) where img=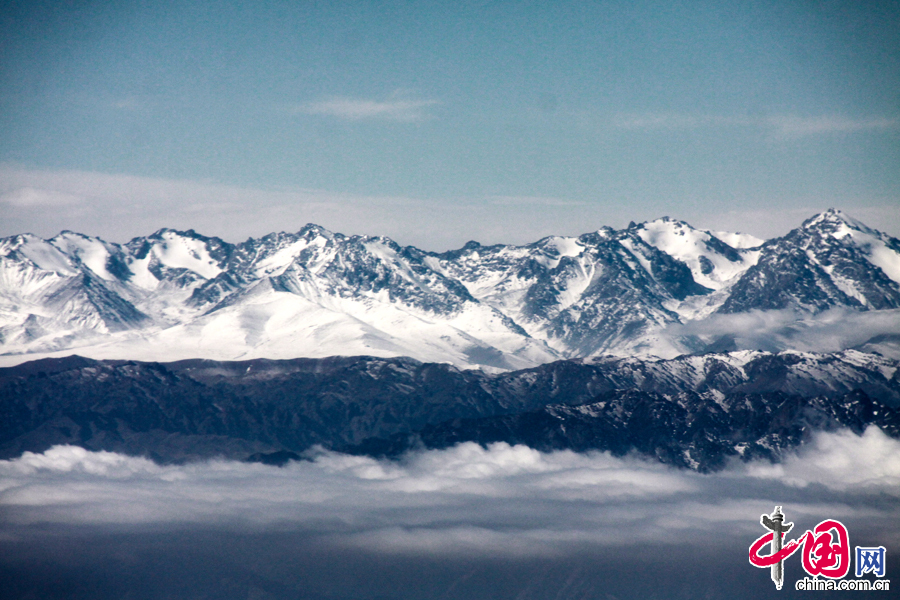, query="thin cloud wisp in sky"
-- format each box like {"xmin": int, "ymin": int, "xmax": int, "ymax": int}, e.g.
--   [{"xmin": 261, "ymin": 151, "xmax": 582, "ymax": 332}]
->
[
  {"xmin": 614, "ymin": 113, "xmax": 900, "ymax": 138},
  {"xmin": 299, "ymin": 95, "xmax": 440, "ymax": 122},
  {"xmin": 0, "ymin": 186, "xmax": 83, "ymax": 208},
  {"xmin": 766, "ymin": 115, "xmax": 900, "ymax": 138},
  {"xmin": 613, "ymin": 113, "xmax": 752, "ymax": 131}
]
